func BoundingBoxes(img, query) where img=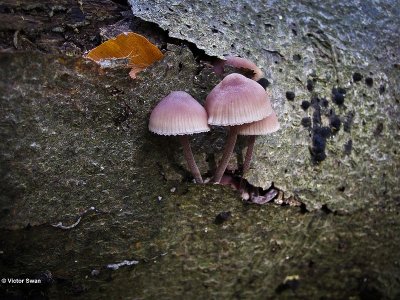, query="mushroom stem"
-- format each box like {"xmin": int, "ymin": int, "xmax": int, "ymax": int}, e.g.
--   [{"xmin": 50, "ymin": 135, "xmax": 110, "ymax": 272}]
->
[
  {"xmin": 242, "ymin": 135, "xmax": 257, "ymax": 176},
  {"xmin": 179, "ymin": 135, "xmax": 203, "ymax": 183},
  {"xmin": 213, "ymin": 126, "xmax": 239, "ymax": 183}
]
